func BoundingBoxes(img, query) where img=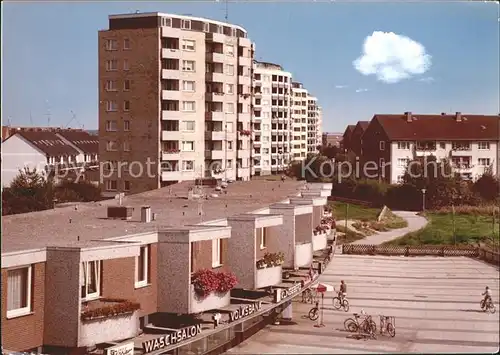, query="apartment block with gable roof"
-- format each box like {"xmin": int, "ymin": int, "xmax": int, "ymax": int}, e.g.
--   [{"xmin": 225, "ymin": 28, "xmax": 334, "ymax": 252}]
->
[
  {"xmin": 1, "ymin": 130, "xmax": 99, "ymax": 187},
  {"xmin": 360, "ymin": 112, "xmax": 500, "ymax": 184}
]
